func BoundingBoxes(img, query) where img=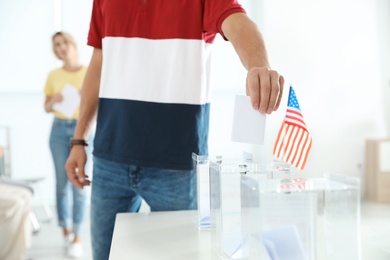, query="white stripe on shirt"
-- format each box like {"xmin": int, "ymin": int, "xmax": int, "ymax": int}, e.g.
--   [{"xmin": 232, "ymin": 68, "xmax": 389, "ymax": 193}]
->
[{"xmin": 100, "ymin": 37, "xmax": 213, "ymax": 105}]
